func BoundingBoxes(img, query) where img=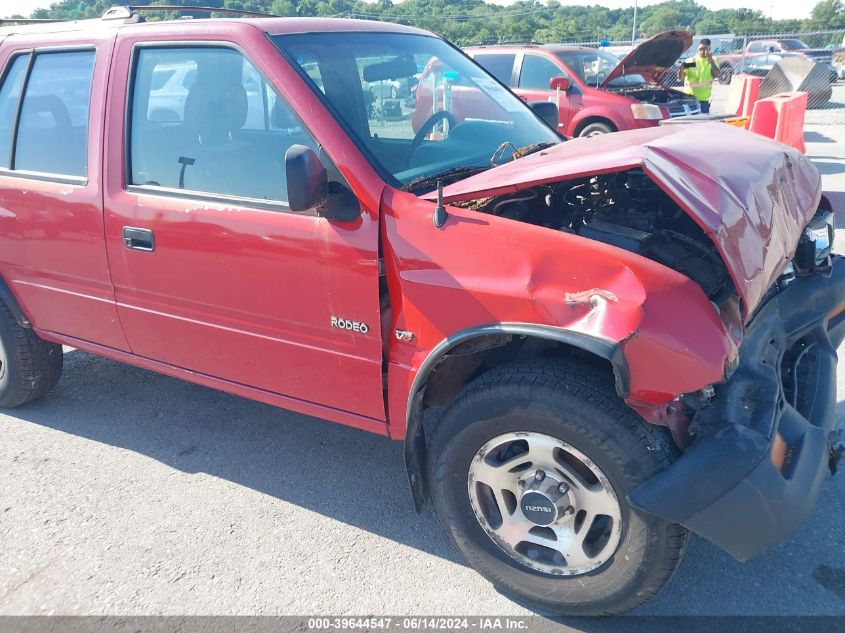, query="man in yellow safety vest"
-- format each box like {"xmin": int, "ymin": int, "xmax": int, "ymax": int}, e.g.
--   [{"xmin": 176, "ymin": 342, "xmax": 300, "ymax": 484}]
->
[{"xmin": 677, "ymin": 38, "xmax": 720, "ymax": 113}]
